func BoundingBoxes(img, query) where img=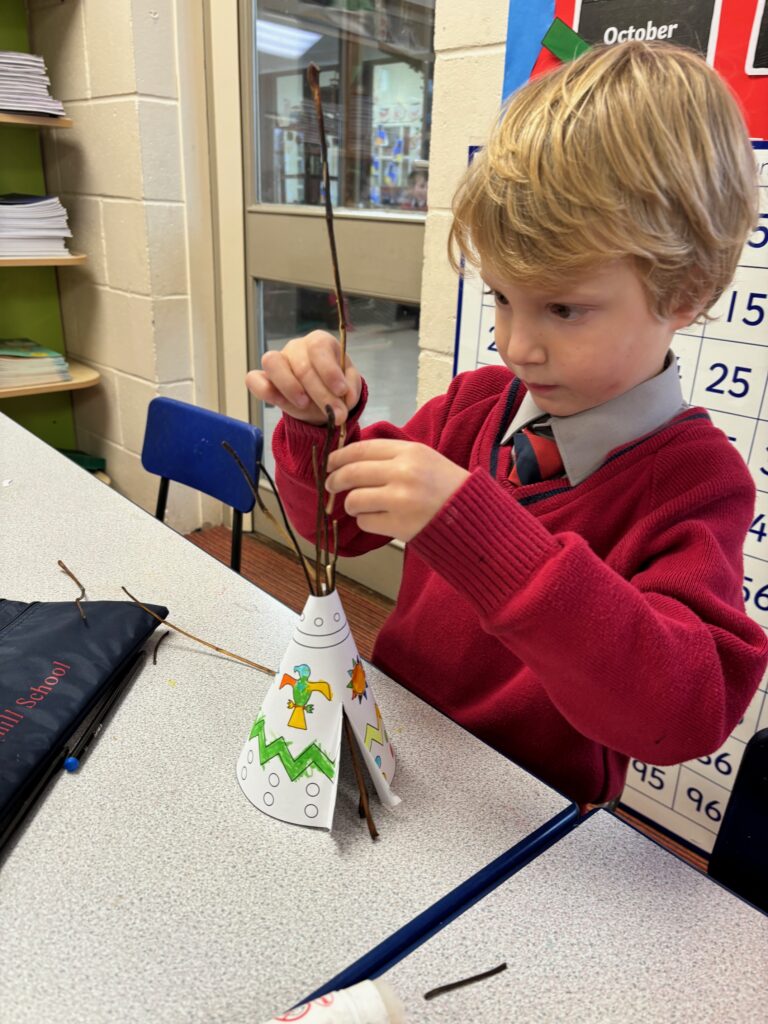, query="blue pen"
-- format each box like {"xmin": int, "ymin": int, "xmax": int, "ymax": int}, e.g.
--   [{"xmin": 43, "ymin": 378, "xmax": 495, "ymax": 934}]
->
[{"xmin": 64, "ymin": 651, "xmax": 146, "ymax": 772}]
